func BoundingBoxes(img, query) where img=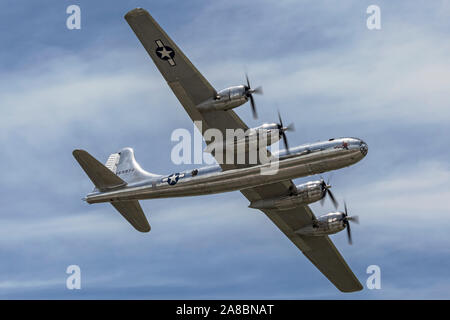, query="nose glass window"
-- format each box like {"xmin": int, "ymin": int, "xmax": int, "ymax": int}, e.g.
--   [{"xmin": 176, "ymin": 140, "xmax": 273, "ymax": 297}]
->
[
  {"xmin": 360, "ymin": 142, "xmax": 368, "ymax": 155},
  {"xmin": 348, "ymin": 140, "xmax": 365, "ymax": 150}
]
